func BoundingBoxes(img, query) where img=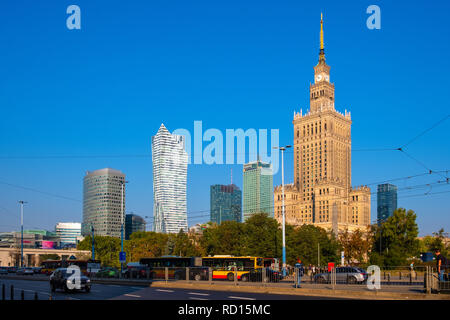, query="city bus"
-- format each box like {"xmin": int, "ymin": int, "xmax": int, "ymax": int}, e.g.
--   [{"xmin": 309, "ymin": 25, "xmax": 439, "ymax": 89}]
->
[
  {"xmin": 201, "ymin": 256, "xmax": 264, "ymax": 281},
  {"xmin": 139, "ymin": 256, "xmax": 208, "ymax": 280},
  {"xmin": 41, "ymin": 259, "xmax": 101, "ymax": 275}
]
